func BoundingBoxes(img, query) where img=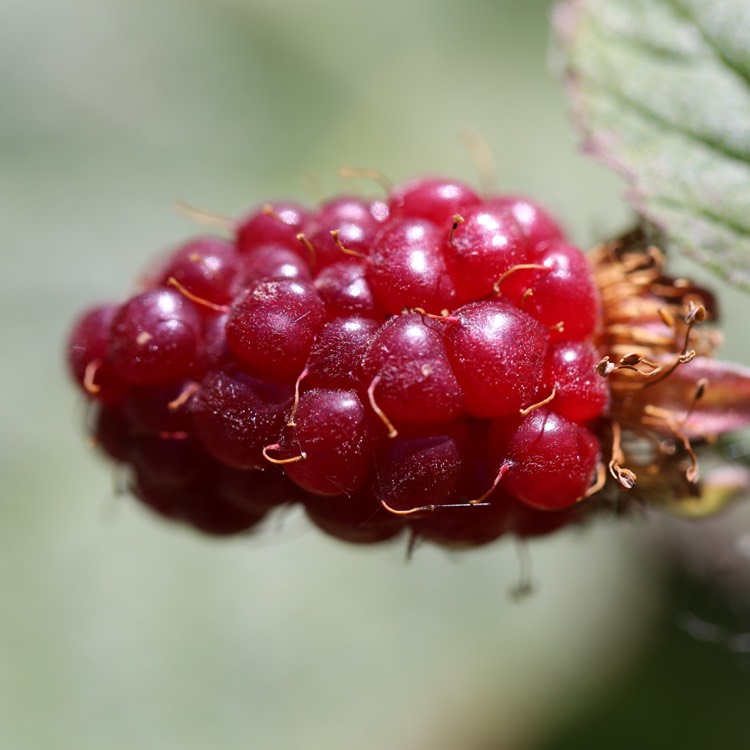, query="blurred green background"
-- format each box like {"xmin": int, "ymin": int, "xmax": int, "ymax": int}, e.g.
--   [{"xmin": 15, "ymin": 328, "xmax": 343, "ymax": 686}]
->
[{"xmin": 3, "ymin": 0, "xmax": 750, "ymax": 748}]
